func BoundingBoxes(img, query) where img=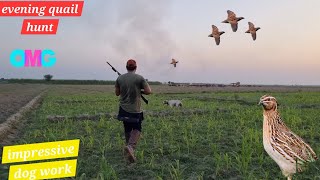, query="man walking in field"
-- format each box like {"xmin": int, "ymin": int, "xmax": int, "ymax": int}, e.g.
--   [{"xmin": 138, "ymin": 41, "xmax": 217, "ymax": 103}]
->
[{"xmin": 115, "ymin": 59, "xmax": 152, "ymax": 163}]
